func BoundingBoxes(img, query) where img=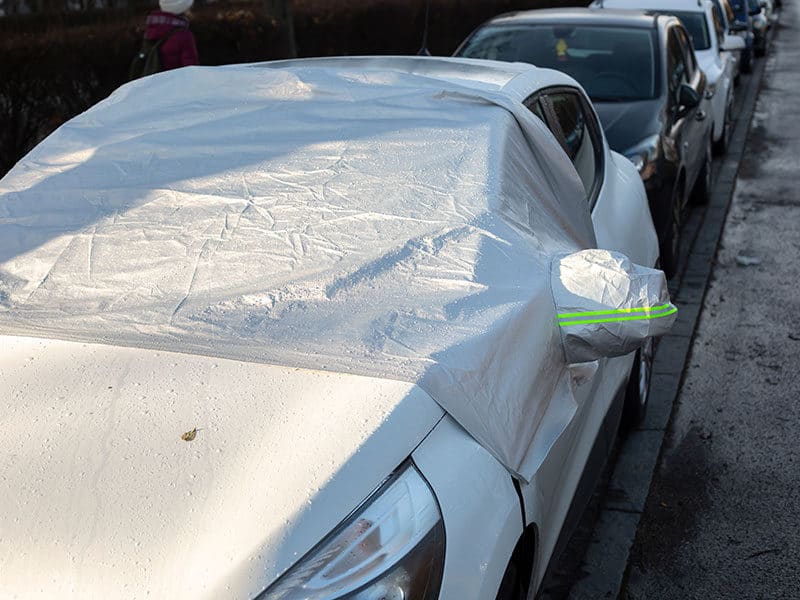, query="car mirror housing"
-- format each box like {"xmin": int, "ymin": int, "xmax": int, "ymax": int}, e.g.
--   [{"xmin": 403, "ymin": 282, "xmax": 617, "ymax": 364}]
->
[
  {"xmin": 552, "ymin": 249, "xmax": 676, "ymax": 364},
  {"xmin": 721, "ymin": 34, "xmax": 747, "ymax": 51},
  {"xmin": 676, "ymin": 83, "xmax": 701, "ymax": 119}
]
